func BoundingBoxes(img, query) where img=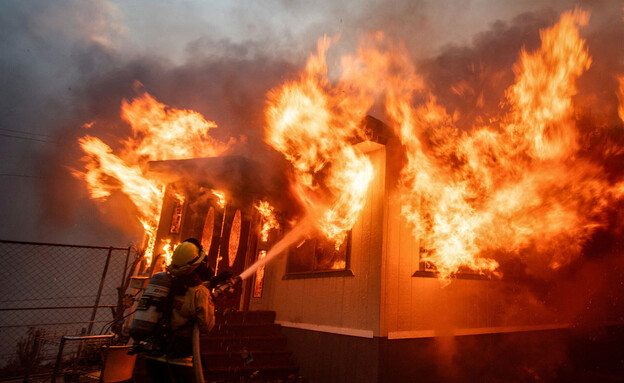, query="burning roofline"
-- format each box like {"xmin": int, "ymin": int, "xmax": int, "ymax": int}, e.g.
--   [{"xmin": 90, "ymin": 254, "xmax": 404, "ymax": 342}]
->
[{"xmin": 147, "ymin": 155, "xmax": 269, "ymax": 198}]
